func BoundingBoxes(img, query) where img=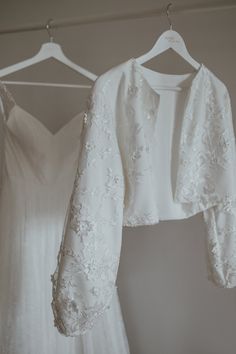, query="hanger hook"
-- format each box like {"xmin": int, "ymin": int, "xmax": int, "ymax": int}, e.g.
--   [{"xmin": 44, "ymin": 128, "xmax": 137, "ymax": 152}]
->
[
  {"xmin": 166, "ymin": 3, "xmax": 173, "ymax": 30},
  {"xmin": 46, "ymin": 18, "xmax": 54, "ymax": 42}
]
